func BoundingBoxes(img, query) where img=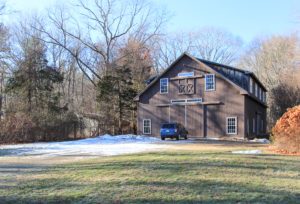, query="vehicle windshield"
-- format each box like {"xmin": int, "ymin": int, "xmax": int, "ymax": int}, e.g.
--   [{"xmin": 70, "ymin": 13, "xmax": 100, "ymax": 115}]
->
[{"xmin": 162, "ymin": 124, "xmax": 175, "ymax": 129}]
